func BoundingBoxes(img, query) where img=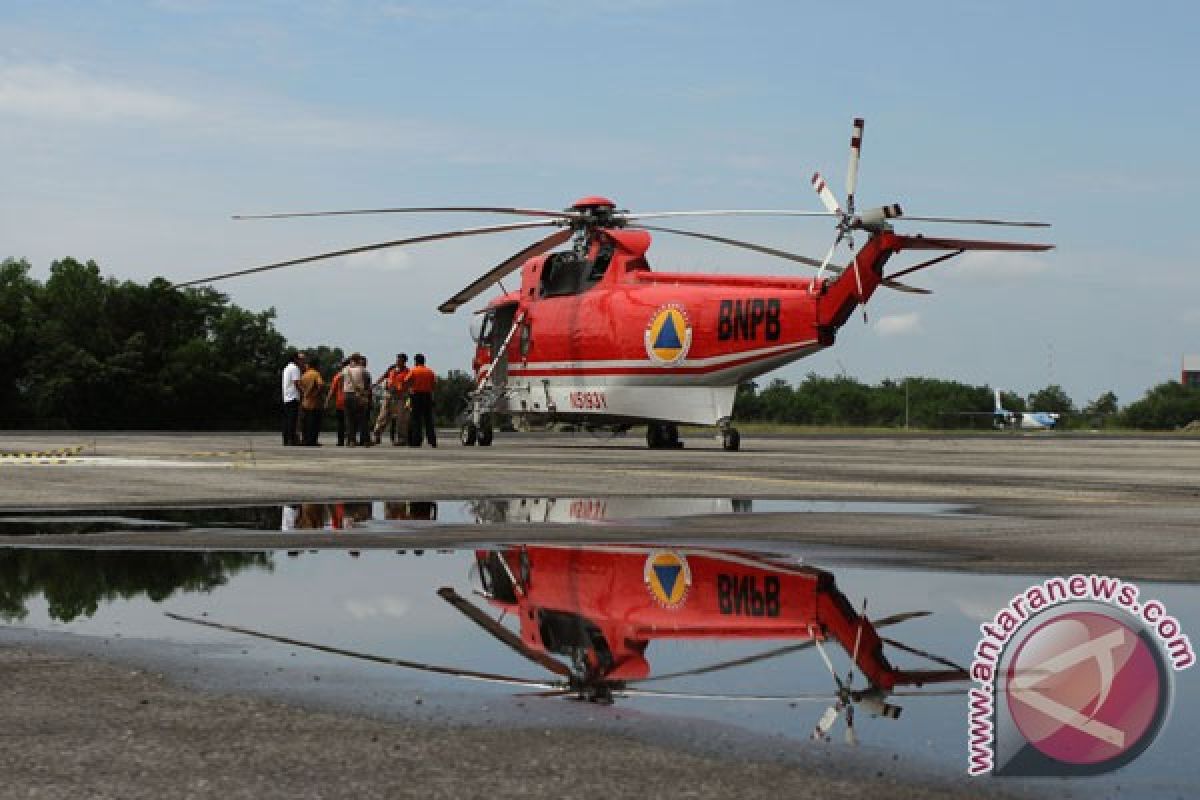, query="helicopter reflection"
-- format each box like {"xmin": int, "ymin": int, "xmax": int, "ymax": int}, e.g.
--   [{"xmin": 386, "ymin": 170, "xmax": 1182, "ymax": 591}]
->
[
  {"xmin": 466, "ymin": 496, "xmax": 751, "ymax": 524},
  {"xmin": 170, "ymin": 542, "xmax": 968, "ymax": 743},
  {"xmin": 278, "ymin": 496, "xmax": 752, "ymax": 531}
]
